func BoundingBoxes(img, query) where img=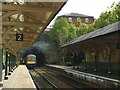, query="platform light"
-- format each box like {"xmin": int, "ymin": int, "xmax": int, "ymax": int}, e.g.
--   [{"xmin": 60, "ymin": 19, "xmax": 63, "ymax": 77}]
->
[
  {"xmin": 20, "ymin": 27, "xmax": 24, "ymax": 31},
  {"xmin": 34, "ymin": 35, "xmax": 37, "ymax": 38},
  {"xmin": 39, "ymin": 27, "xmax": 42, "ymax": 29},
  {"xmin": 13, "ymin": 28, "xmax": 17, "ymax": 32},
  {"xmin": 37, "ymin": 31, "xmax": 40, "ymax": 33}
]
